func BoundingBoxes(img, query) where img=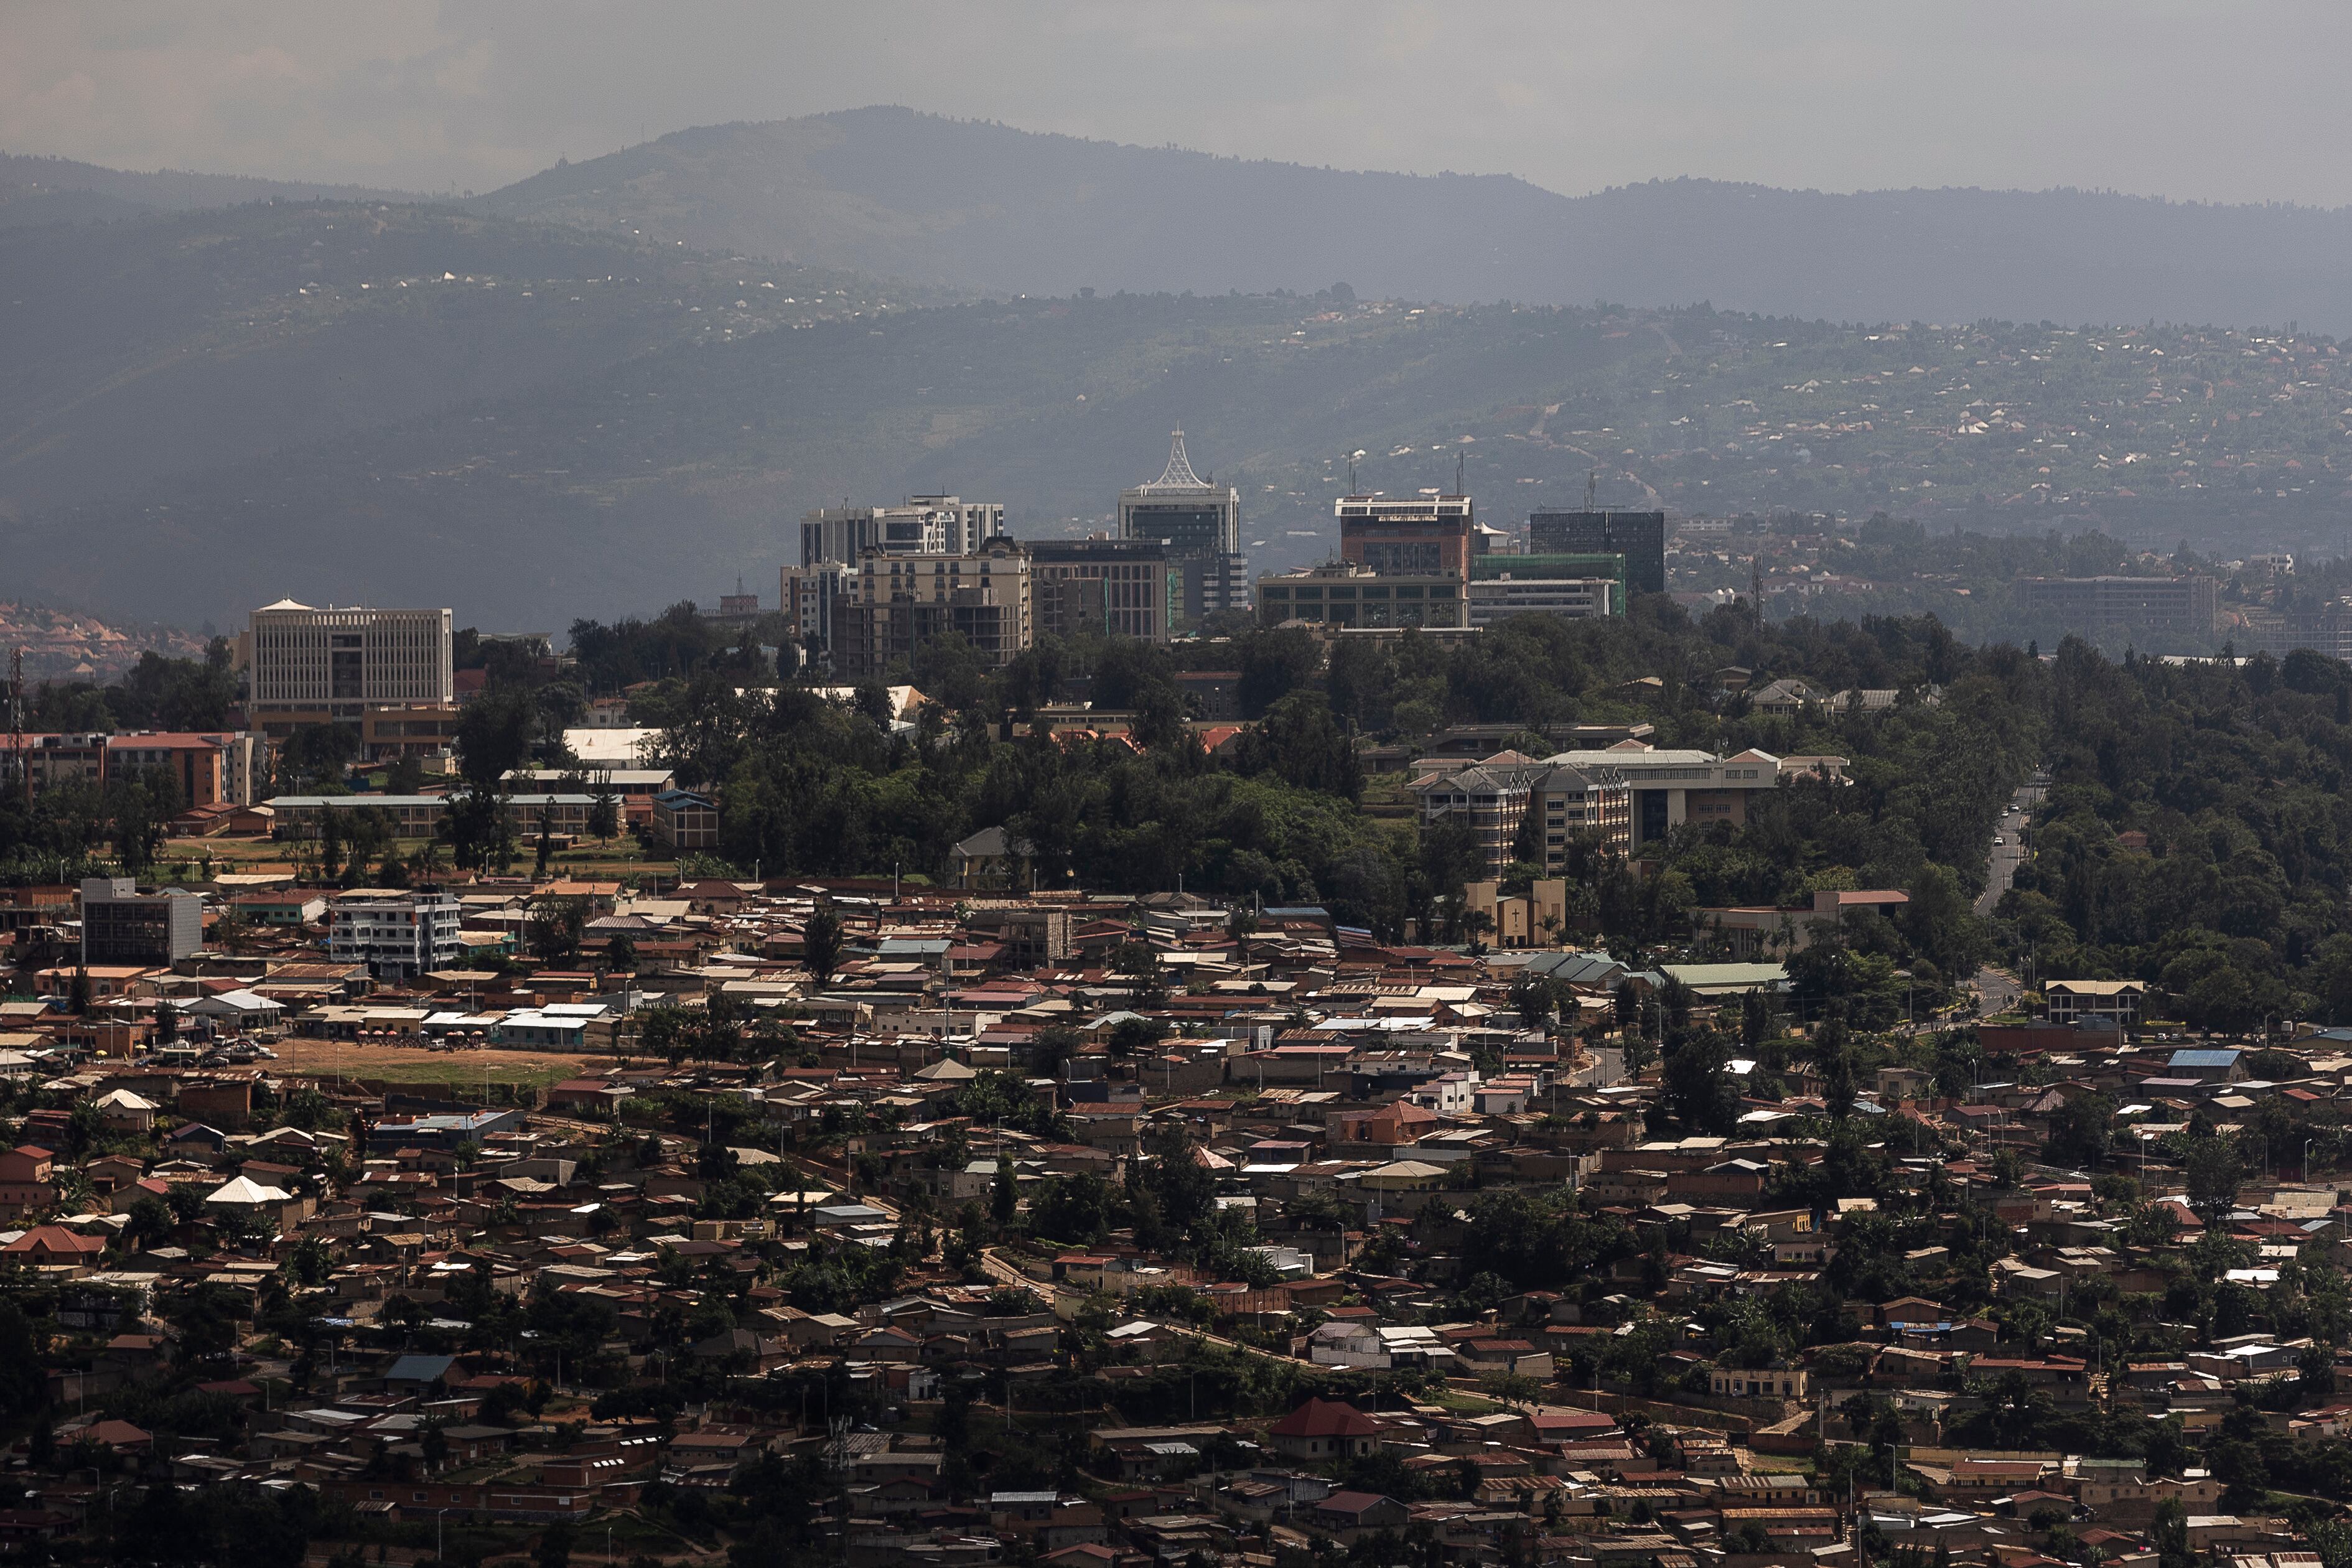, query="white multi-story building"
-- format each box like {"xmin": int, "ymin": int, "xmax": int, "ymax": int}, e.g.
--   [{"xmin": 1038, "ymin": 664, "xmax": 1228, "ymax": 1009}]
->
[
  {"xmin": 778, "ymin": 561, "xmax": 858, "ymax": 651},
  {"xmin": 800, "ymin": 496, "xmax": 1004, "ymax": 567},
  {"xmin": 1541, "ymin": 745, "xmax": 1847, "ymax": 849},
  {"xmin": 245, "ymin": 601, "xmax": 454, "ymax": 721},
  {"xmin": 329, "ymin": 889, "xmax": 465, "ymax": 982},
  {"xmin": 1465, "ymin": 574, "xmax": 1620, "ymax": 626}
]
